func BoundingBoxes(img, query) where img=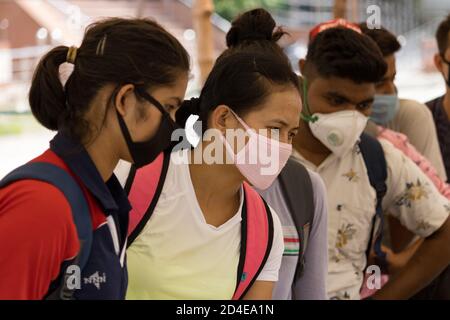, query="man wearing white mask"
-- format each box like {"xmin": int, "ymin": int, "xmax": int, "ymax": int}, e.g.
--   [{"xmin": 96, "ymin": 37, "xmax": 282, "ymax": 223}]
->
[{"xmin": 294, "ymin": 24, "xmax": 450, "ymax": 300}]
